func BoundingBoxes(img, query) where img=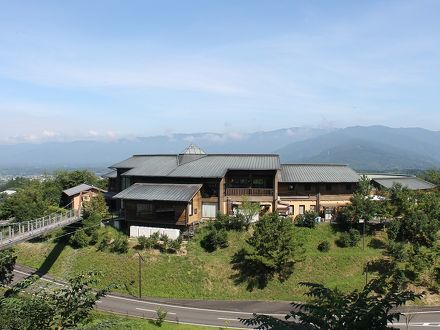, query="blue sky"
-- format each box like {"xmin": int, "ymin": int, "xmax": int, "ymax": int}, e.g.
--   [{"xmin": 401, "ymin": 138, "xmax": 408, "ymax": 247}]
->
[{"xmin": 0, "ymin": 0, "xmax": 439, "ymax": 144}]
